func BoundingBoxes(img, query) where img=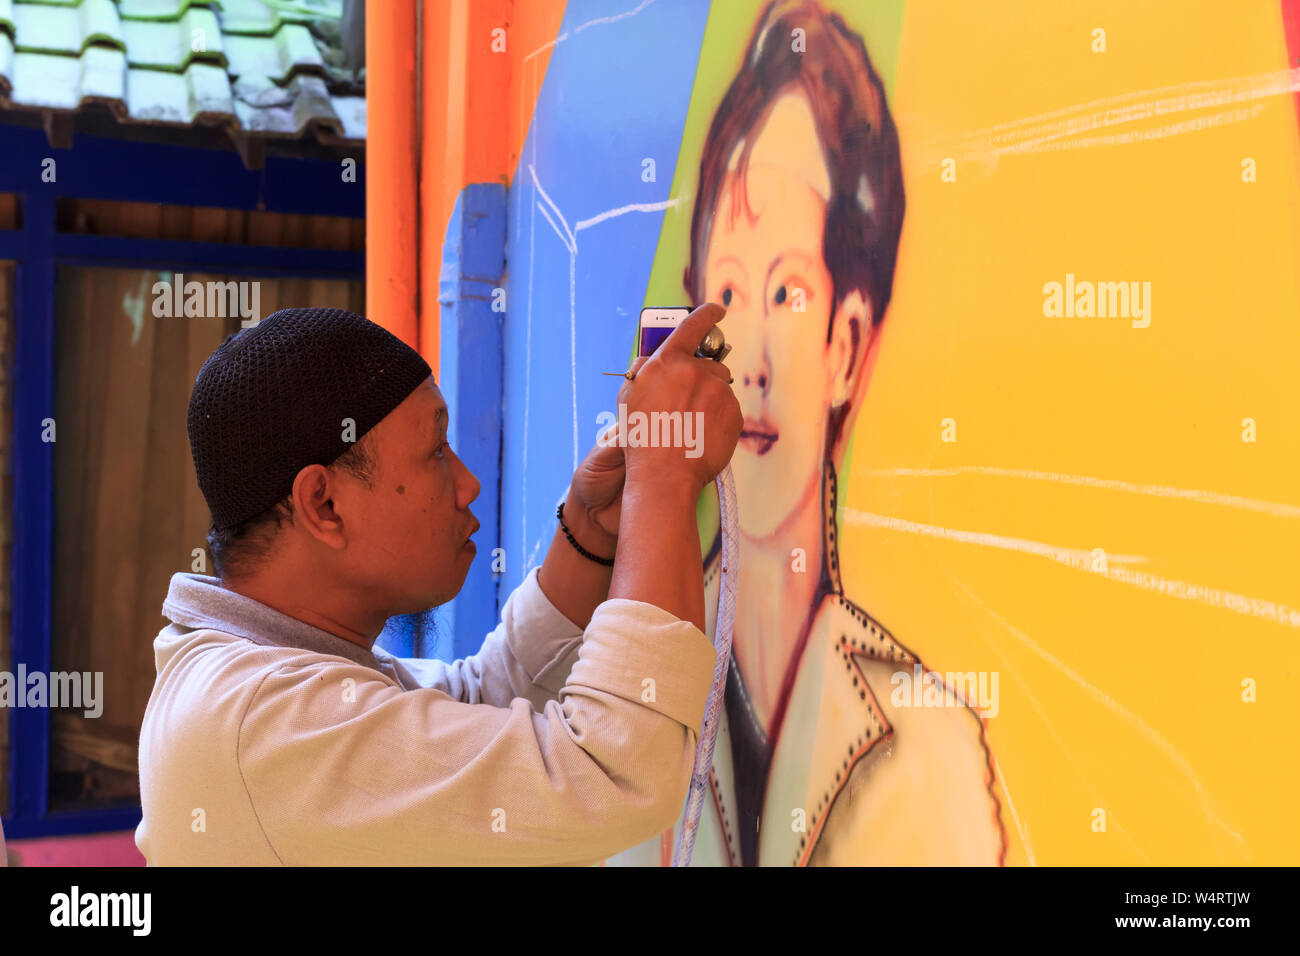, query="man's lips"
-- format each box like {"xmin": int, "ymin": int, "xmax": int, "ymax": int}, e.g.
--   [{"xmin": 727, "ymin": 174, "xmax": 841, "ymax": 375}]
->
[
  {"xmin": 740, "ymin": 417, "xmax": 778, "ymax": 455},
  {"xmin": 465, "ymin": 518, "xmax": 481, "ymax": 544}
]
